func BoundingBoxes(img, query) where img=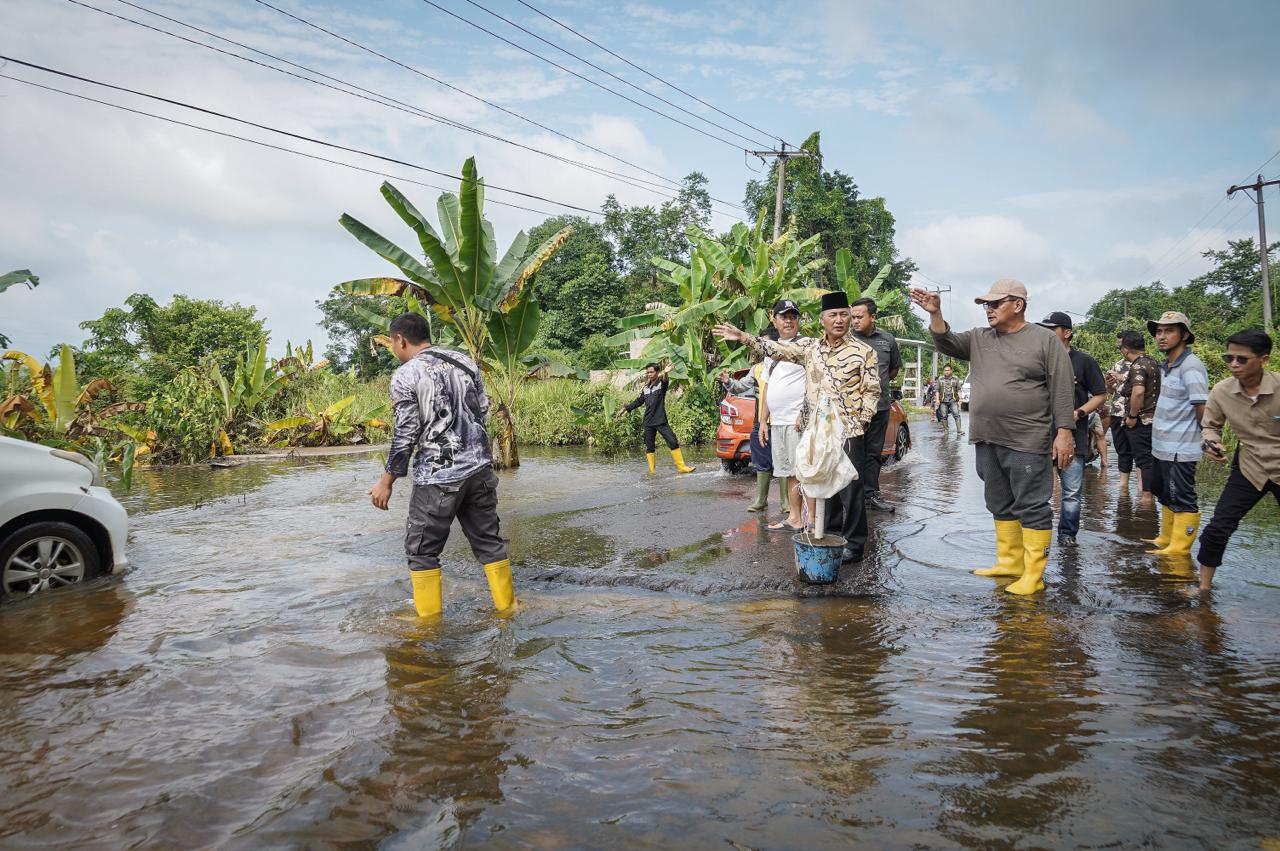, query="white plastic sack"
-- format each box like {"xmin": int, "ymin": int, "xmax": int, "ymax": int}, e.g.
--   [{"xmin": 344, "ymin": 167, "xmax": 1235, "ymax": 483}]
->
[{"xmin": 793, "ymin": 394, "xmax": 857, "ymax": 499}]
